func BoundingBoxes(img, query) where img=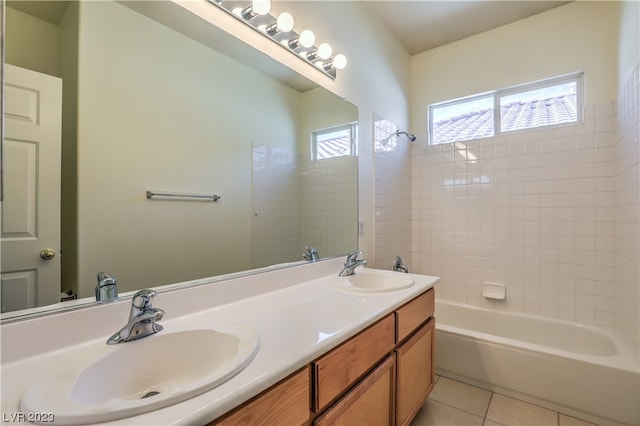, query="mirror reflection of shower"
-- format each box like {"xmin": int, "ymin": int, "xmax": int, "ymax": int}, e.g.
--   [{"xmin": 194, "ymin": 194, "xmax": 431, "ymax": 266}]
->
[
  {"xmin": 373, "ymin": 114, "xmax": 412, "ymax": 271},
  {"xmin": 381, "ymin": 130, "xmax": 417, "ymax": 146},
  {"xmin": 394, "ymin": 131, "xmax": 417, "ymax": 142}
]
